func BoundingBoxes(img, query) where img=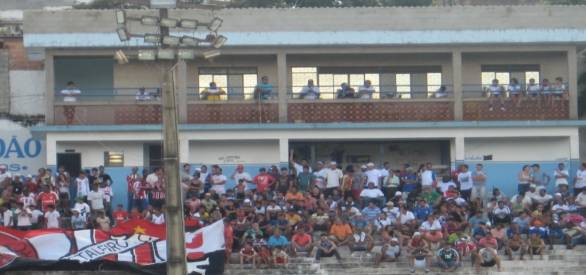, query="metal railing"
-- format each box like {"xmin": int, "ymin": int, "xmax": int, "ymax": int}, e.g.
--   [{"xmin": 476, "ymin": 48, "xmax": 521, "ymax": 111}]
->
[
  {"xmin": 187, "ymin": 86, "xmax": 278, "ymax": 101},
  {"xmin": 287, "ymin": 84, "xmax": 453, "ymax": 100},
  {"xmin": 54, "ymin": 88, "xmax": 162, "ymax": 103},
  {"xmin": 463, "ymin": 83, "xmax": 570, "ymax": 99}
]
